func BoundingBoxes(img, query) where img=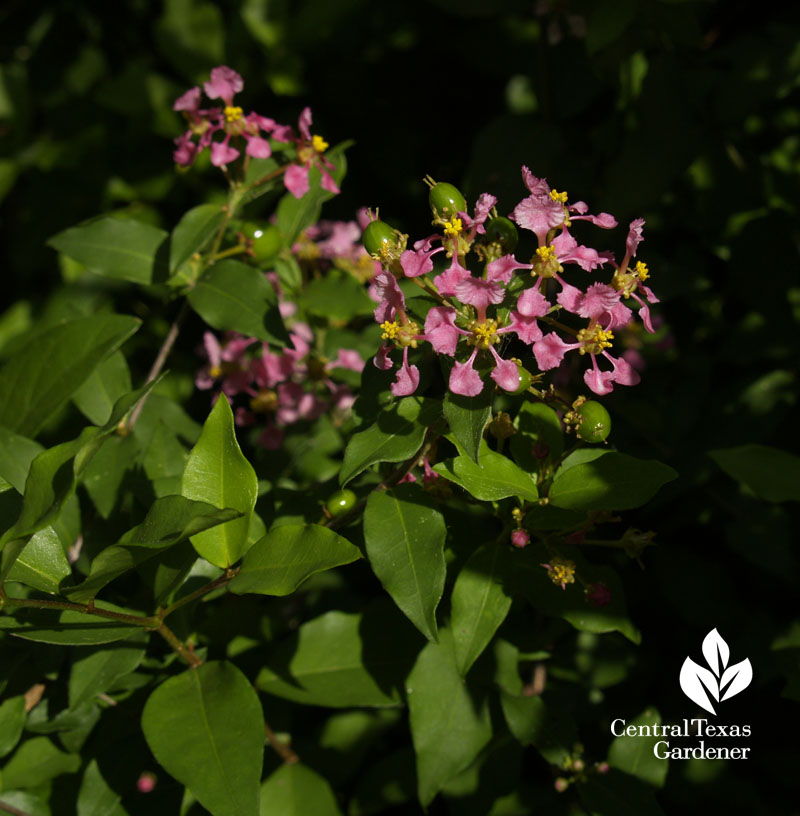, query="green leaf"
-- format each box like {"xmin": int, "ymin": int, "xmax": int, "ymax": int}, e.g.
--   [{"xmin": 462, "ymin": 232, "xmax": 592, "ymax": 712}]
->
[
  {"xmin": 259, "ymin": 763, "xmax": 343, "ymax": 816},
  {"xmin": 0, "ymin": 314, "xmax": 140, "ymax": 437},
  {"xmin": 7, "ymin": 526, "xmax": 71, "ymax": 594},
  {"xmin": 65, "ymin": 495, "xmax": 240, "ymax": 602},
  {"xmin": 578, "ymin": 769, "xmax": 666, "ymax": 816},
  {"xmin": 500, "ymin": 692, "xmax": 577, "ymax": 765},
  {"xmin": 182, "ymin": 396, "xmax": 258, "ymax": 568},
  {"xmin": 170, "ymin": 203, "xmax": 225, "ymax": 275},
  {"xmin": 188, "ymin": 259, "xmax": 288, "ymax": 345},
  {"xmin": 48, "ymin": 215, "xmax": 169, "ymax": 285},
  {"xmin": 608, "ymin": 707, "xmax": 668, "ymax": 787},
  {"xmin": 0, "ymin": 696, "xmax": 26, "ymax": 758},
  {"xmin": 443, "ymin": 387, "xmax": 493, "ymax": 464},
  {"xmin": 0, "ymin": 428, "xmax": 43, "ymax": 493},
  {"xmin": 0, "ymin": 736, "xmax": 81, "ymax": 790},
  {"xmin": 229, "ymin": 524, "xmax": 360, "ymax": 596},
  {"xmin": 141, "ymin": 661, "xmax": 263, "ymax": 816},
  {"xmin": 451, "ymin": 542, "xmax": 513, "ymax": 675},
  {"xmin": 256, "ymin": 602, "xmax": 421, "ymax": 708},
  {"xmin": 77, "ymin": 759, "xmax": 122, "ymax": 816},
  {"xmin": 0, "ymin": 601, "xmax": 143, "ymax": 645},
  {"xmin": 299, "ymin": 269, "xmax": 375, "ymax": 322},
  {"xmin": 510, "ymin": 401, "xmax": 564, "ymax": 470},
  {"xmin": 0, "ymin": 791, "xmax": 49, "ymax": 816},
  {"xmin": 68, "ymin": 636, "xmax": 147, "ymax": 708},
  {"xmin": 709, "ymin": 444, "xmax": 800, "ymax": 503},
  {"xmin": 363, "ymin": 487, "xmax": 446, "ymax": 642},
  {"xmin": 406, "ymin": 628, "xmax": 492, "ymax": 807},
  {"xmin": 276, "ymin": 142, "xmax": 350, "ymax": 244},
  {"xmin": 72, "ymin": 351, "xmax": 132, "ymax": 426},
  {"xmin": 339, "ymin": 397, "xmax": 441, "ymax": 486},
  {"xmin": 349, "ymin": 748, "xmax": 416, "ymax": 816},
  {"xmin": 549, "ymin": 453, "xmax": 677, "ymax": 511},
  {"xmin": 81, "ymin": 434, "xmax": 138, "ymax": 519},
  {"xmin": 434, "ymin": 439, "xmax": 538, "ymax": 502}
]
